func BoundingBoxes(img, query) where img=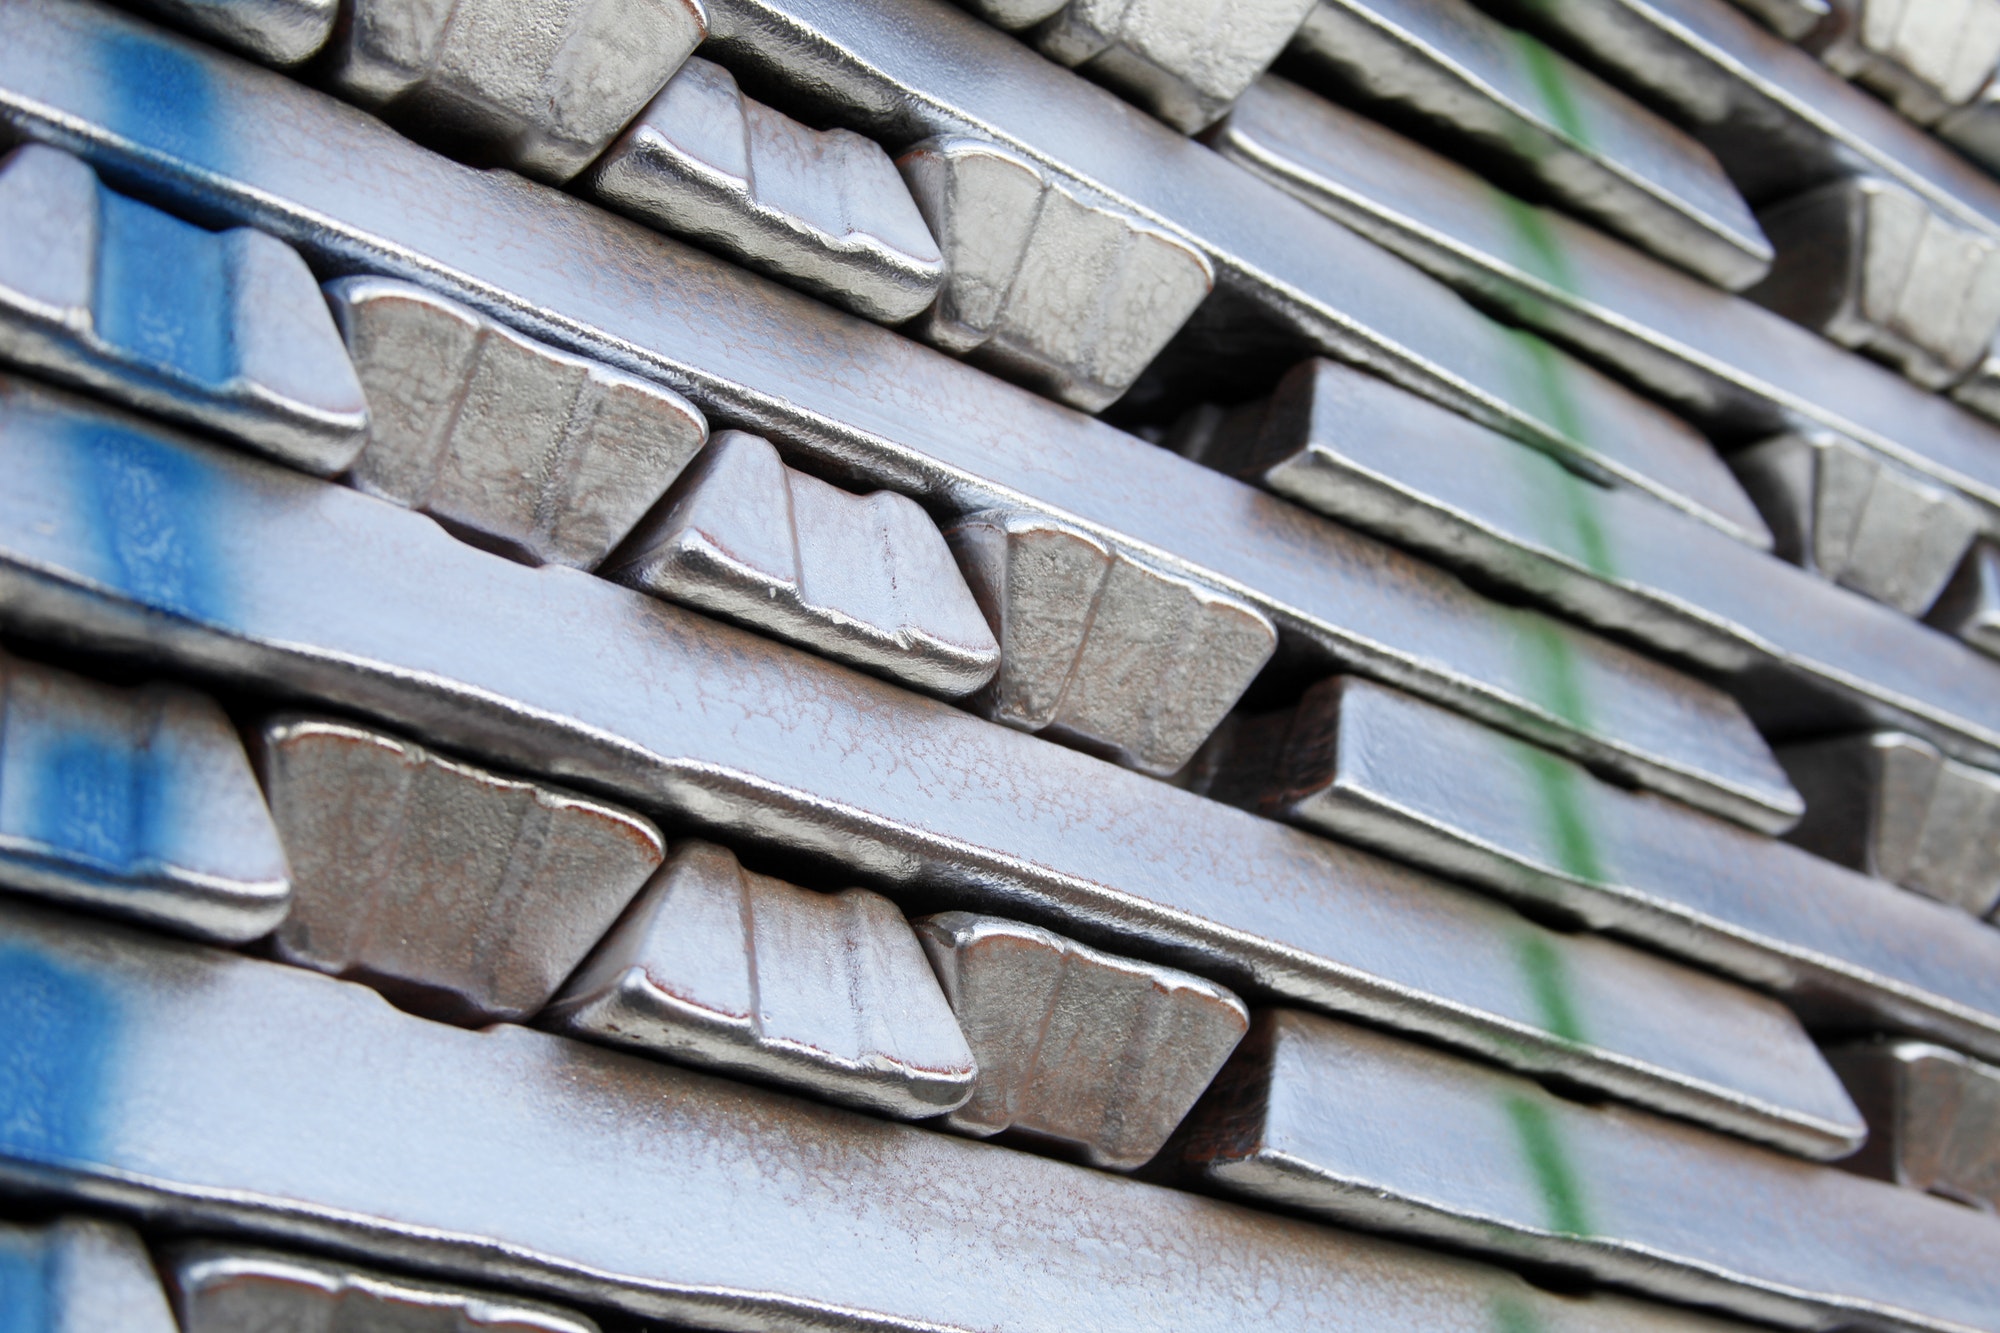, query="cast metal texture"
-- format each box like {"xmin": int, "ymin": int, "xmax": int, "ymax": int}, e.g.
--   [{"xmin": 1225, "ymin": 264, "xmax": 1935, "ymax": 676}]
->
[
  {"xmin": 606, "ymin": 429, "xmax": 1001, "ymax": 699},
  {"xmin": 1727, "ymin": 0, "xmax": 1828, "ymax": 42},
  {"xmin": 1207, "ymin": 673, "xmax": 2000, "ymax": 1068},
  {"xmin": 1288, "ymin": 0, "xmax": 1771, "ymax": 291},
  {"xmin": 0, "ymin": 650, "xmax": 288, "ymax": 945},
  {"xmin": 1941, "ymin": 80, "xmax": 2000, "ymax": 178},
  {"xmin": 0, "ymin": 378, "xmax": 1857, "ymax": 1154},
  {"xmin": 1829, "ymin": 1040, "xmax": 2000, "ymax": 1213},
  {"xmin": 324, "ymin": 0, "xmax": 707, "ymax": 183},
  {"xmin": 914, "ymin": 910, "xmax": 1248, "ymax": 1169},
  {"xmin": 945, "ymin": 507, "xmax": 1275, "ymax": 775},
  {"xmin": 1180, "ymin": 1009, "xmax": 2000, "ymax": 1333},
  {"xmin": 1807, "ymin": 0, "xmax": 2000, "ymax": 126},
  {"xmin": 1931, "ymin": 540, "xmax": 2000, "ymax": 657},
  {"xmin": 257, "ymin": 714, "xmax": 665, "ymax": 1025},
  {"xmin": 0, "ymin": 900, "xmax": 1764, "ymax": 1333},
  {"xmin": 585, "ymin": 56, "xmax": 944, "ymax": 324},
  {"xmin": 328, "ymin": 276, "xmax": 709, "ymax": 571},
  {"xmin": 1777, "ymin": 731, "xmax": 2000, "ymax": 917},
  {"xmin": 545, "ymin": 839, "xmax": 977, "ymax": 1119},
  {"xmin": 123, "ymin": 0, "xmax": 334, "ymax": 64},
  {"xmin": 166, "ymin": 1243, "xmax": 601, "ymax": 1333},
  {"xmin": 897, "ymin": 135, "xmax": 1213, "ymax": 412},
  {"xmin": 0, "ymin": 1217, "xmax": 183, "ymax": 1333},
  {"xmin": 0, "ymin": 142, "xmax": 366, "ymax": 476}
]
